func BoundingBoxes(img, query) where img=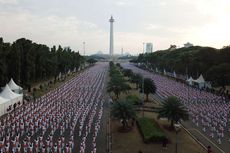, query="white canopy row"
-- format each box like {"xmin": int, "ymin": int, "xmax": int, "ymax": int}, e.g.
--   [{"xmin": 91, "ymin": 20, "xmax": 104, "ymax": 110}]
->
[
  {"xmin": 186, "ymin": 74, "xmax": 207, "ymax": 89},
  {"xmin": 0, "ymin": 79, "xmax": 23, "ymax": 116}
]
